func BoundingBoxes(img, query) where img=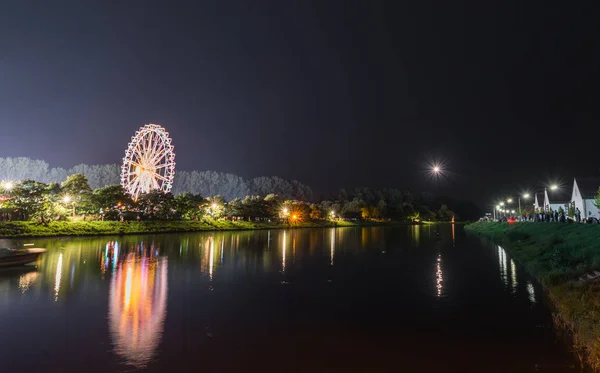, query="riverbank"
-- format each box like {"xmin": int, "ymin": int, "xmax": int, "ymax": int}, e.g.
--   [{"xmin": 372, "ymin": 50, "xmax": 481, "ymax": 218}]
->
[
  {"xmin": 0, "ymin": 219, "xmax": 416, "ymax": 238},
  {"xmin": 465, "ymin": 221, "xmax": 600, "ymax": 370}
]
